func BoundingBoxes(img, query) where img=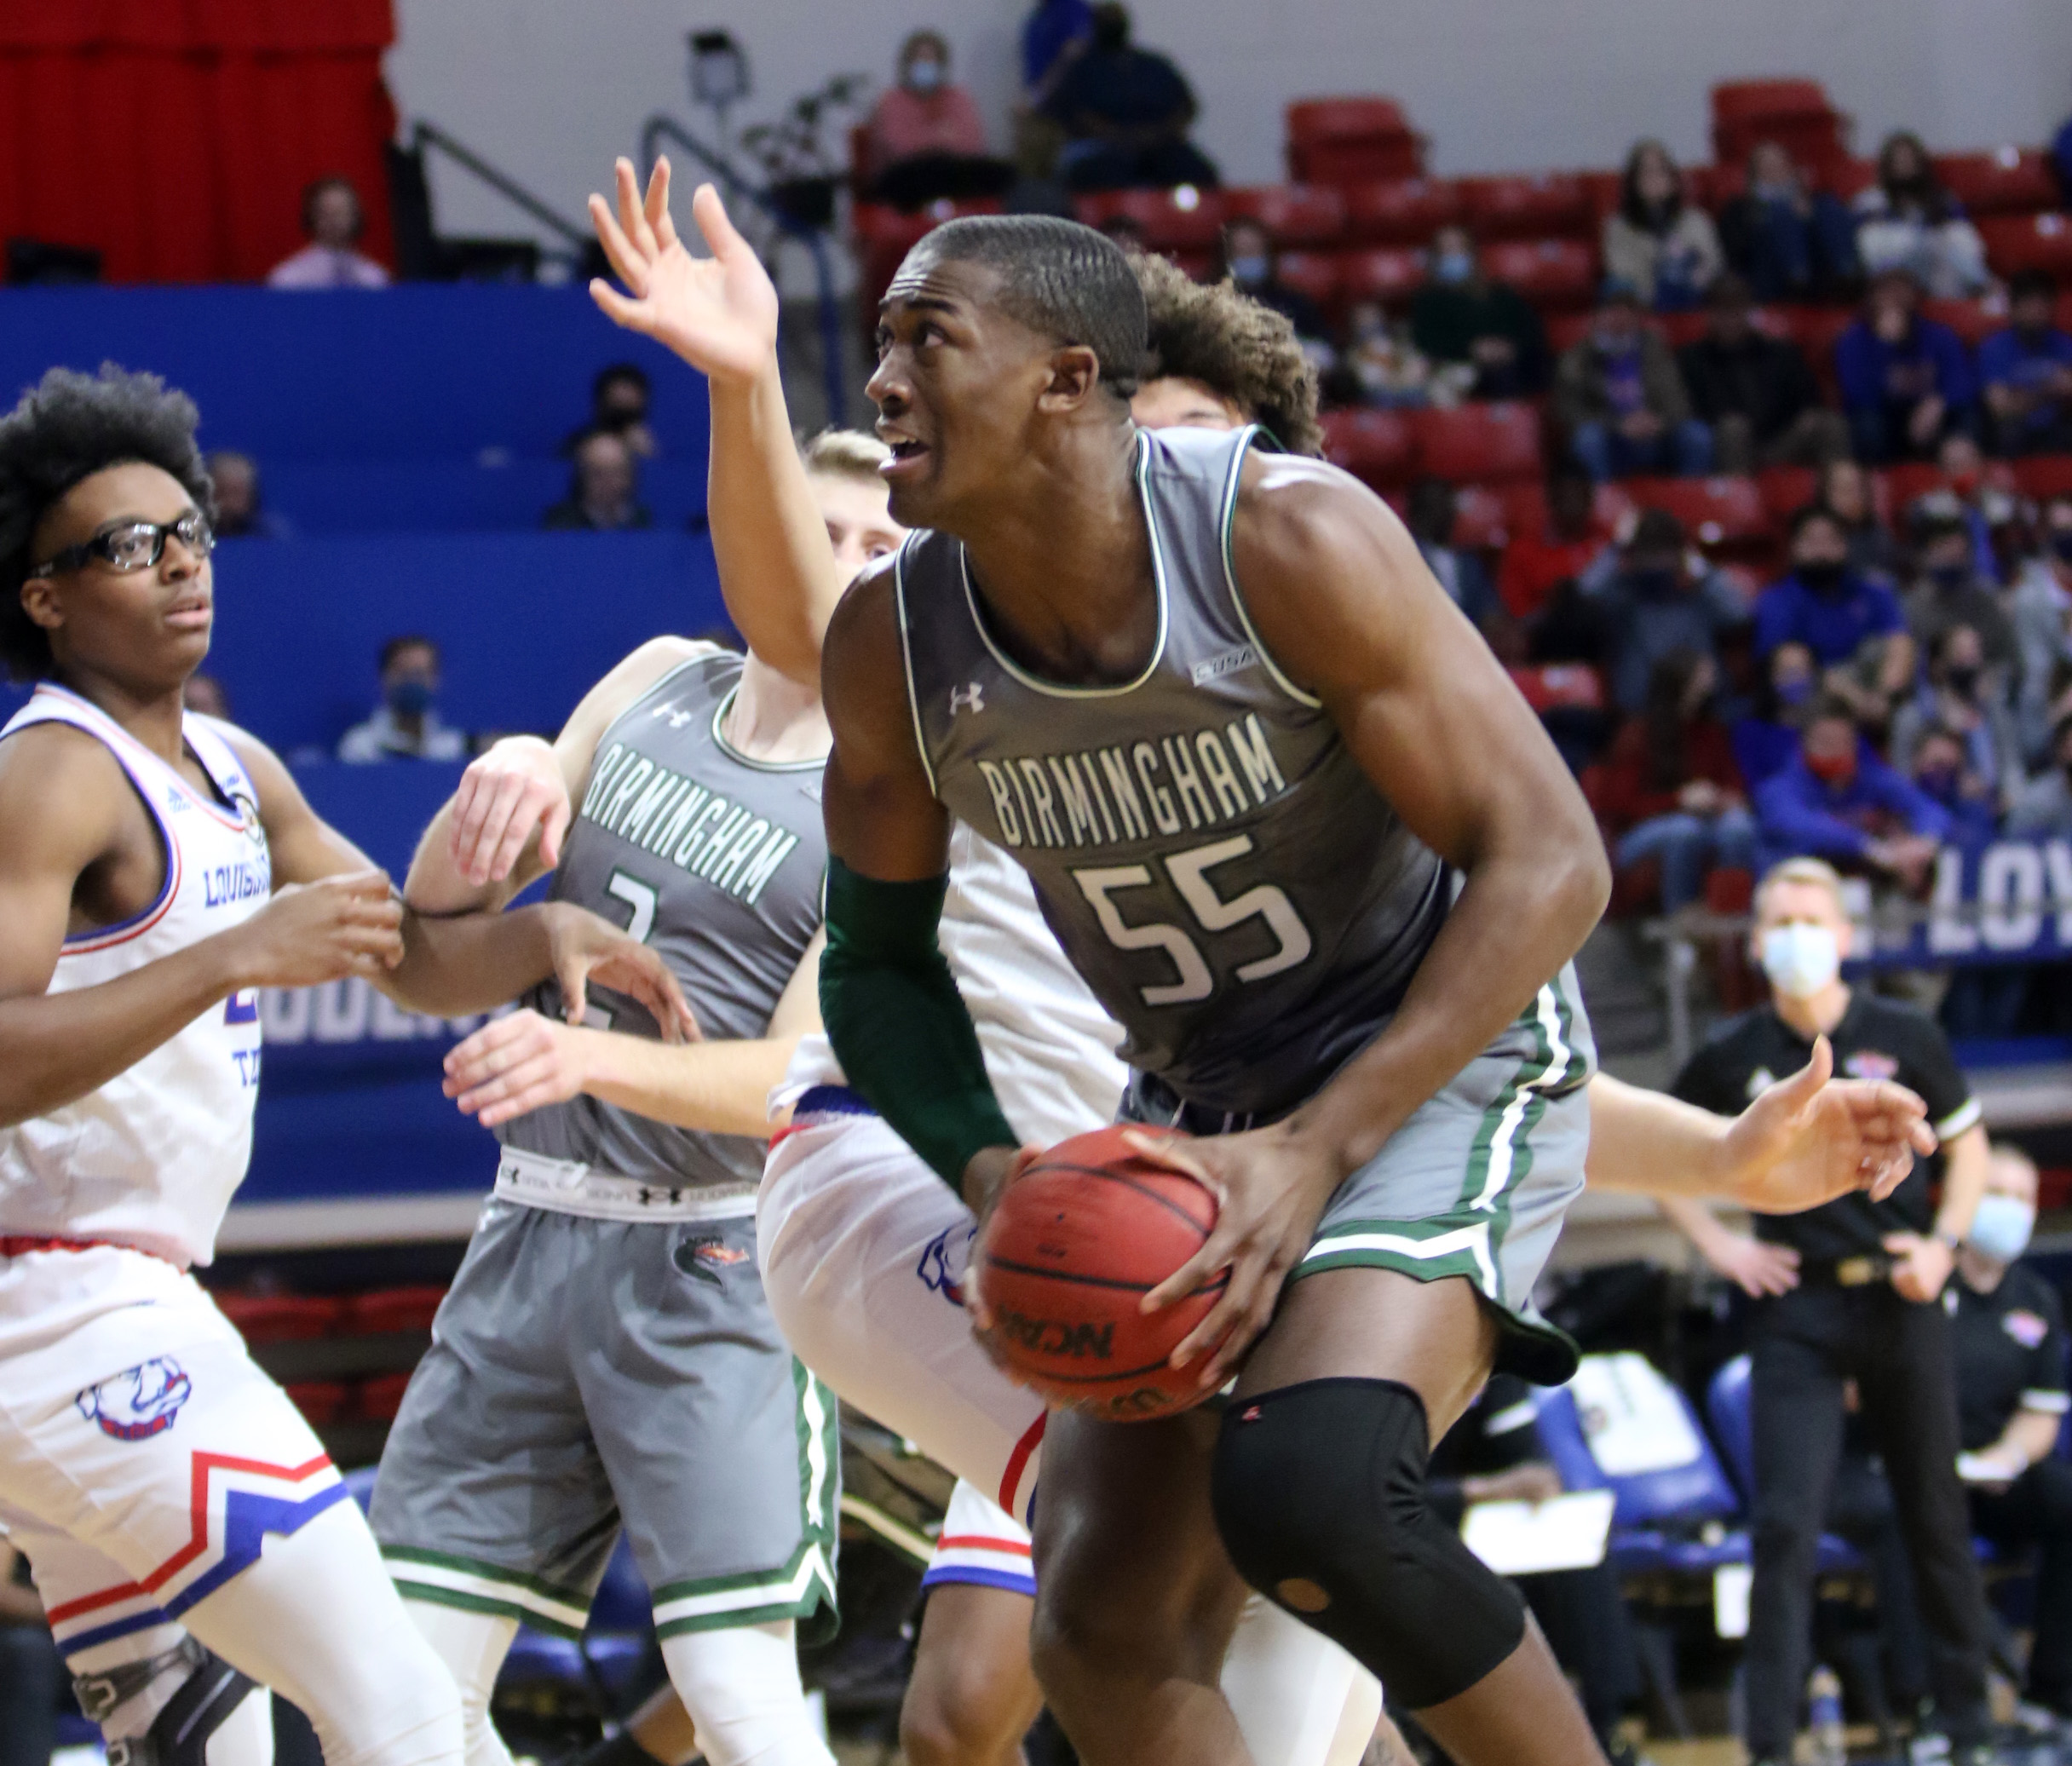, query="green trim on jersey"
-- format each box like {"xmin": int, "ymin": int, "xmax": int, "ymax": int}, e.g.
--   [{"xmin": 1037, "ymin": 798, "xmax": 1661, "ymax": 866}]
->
[
  {"xmin": 383, "ymin": 1545, "xmax": 592, "ymax": 1640},
  {"xmin": 1216, "ymin": 423, "xmax": 1324, "ymax": 710}
]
